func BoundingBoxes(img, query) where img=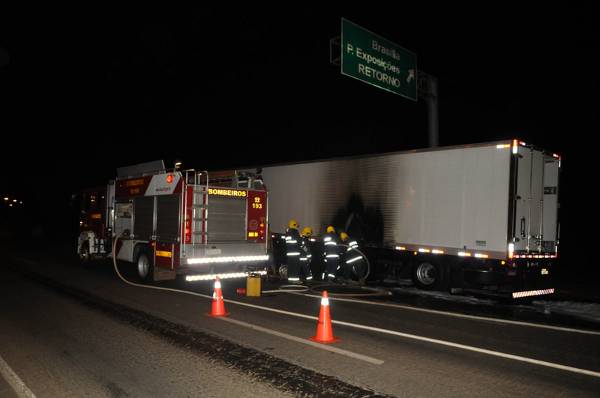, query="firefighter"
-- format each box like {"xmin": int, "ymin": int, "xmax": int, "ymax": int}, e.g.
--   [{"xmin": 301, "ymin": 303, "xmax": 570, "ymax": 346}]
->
[
  {"xmin": 284, "ymin": 219, "xmax": 302, "ymax": 283},
  {"xmin": 299, "ymin": 226, "xmax": 314, "ymax": 282},
  {"xmin": 322, "ymin": 225, "xmax": 341, "ymax": 281},
  {"xmin": 339, "ymin": 232, "xmax": 367, "ymax": 282}
]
